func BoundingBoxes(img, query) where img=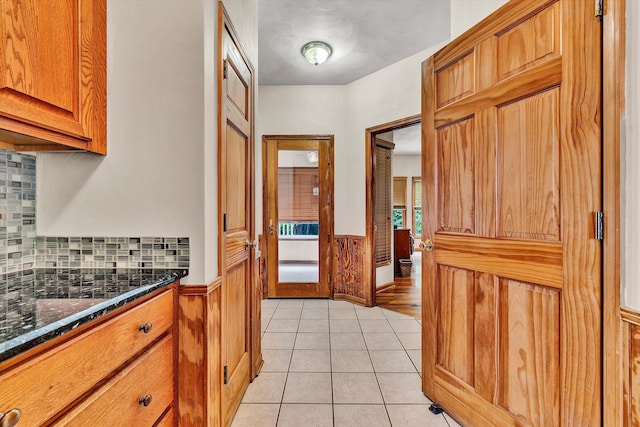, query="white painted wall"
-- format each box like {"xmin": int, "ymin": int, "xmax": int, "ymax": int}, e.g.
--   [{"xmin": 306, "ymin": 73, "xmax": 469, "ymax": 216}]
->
[
  {"xmin": 450, "ymin": 0, "xmax": 509, "ymax": 39},
  {"xmin": 256, "ymin": 85, "xmax": 348, "ymax": 234},
  {"xmin": 36, "ymin": 0, "xmax": 258, "ymax": 285},
  {"xmin": 623, "ymin": 1, "xmax": 639, "ymax": 309}
]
